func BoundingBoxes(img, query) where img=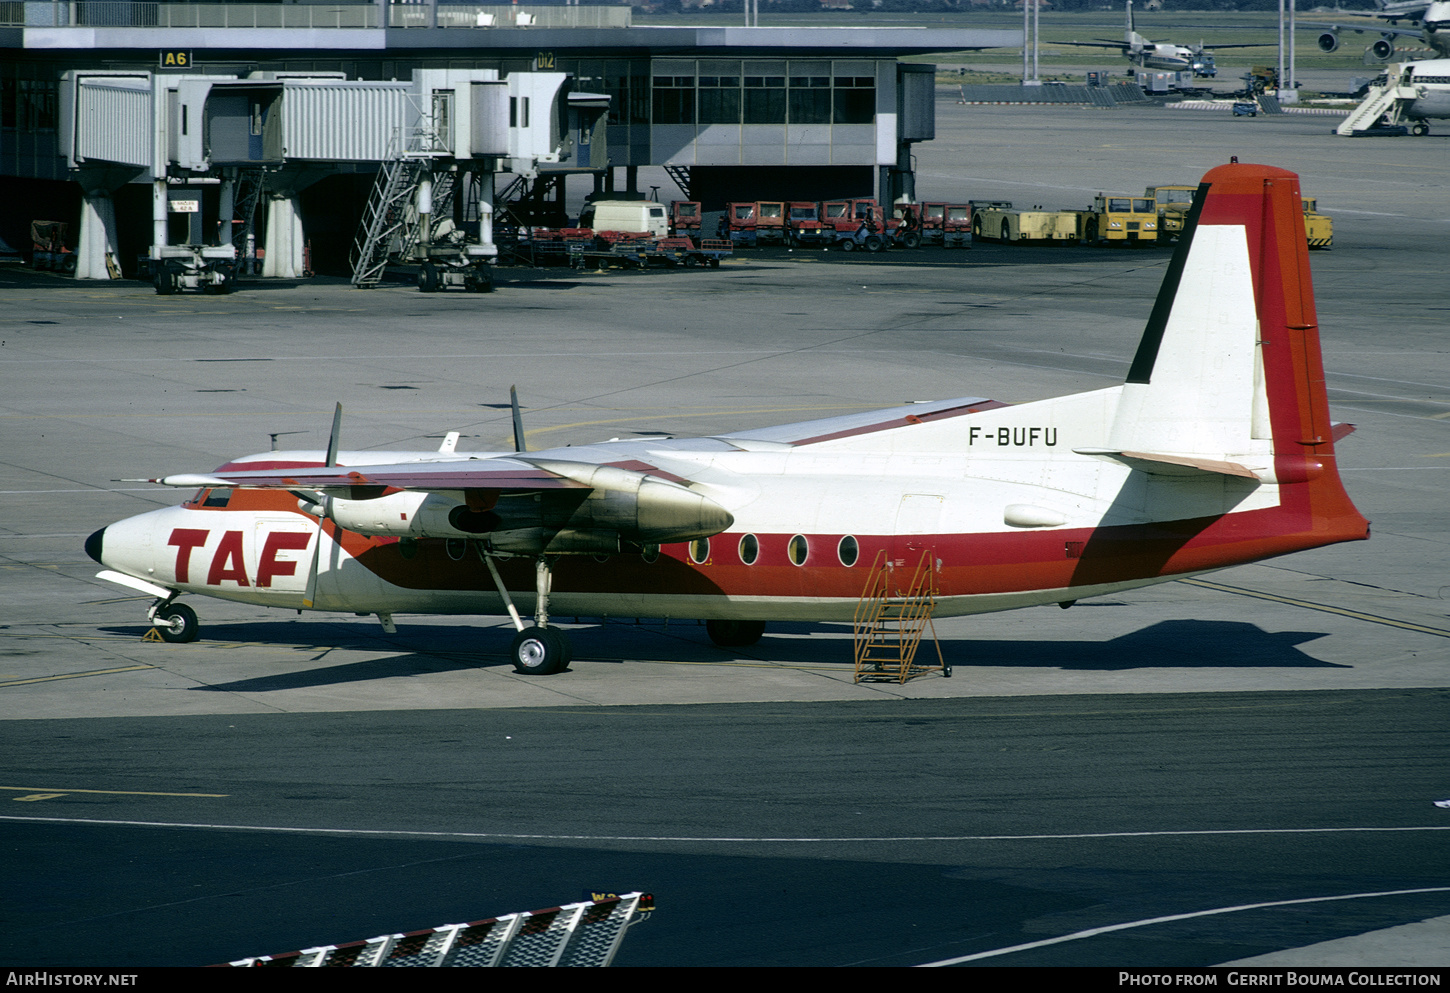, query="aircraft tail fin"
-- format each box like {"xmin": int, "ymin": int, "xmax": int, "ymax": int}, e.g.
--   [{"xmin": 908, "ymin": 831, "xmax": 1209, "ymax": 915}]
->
[{"xmin": 1106, "ymin": 162, "xmax": 1366, "ymax": 533}]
